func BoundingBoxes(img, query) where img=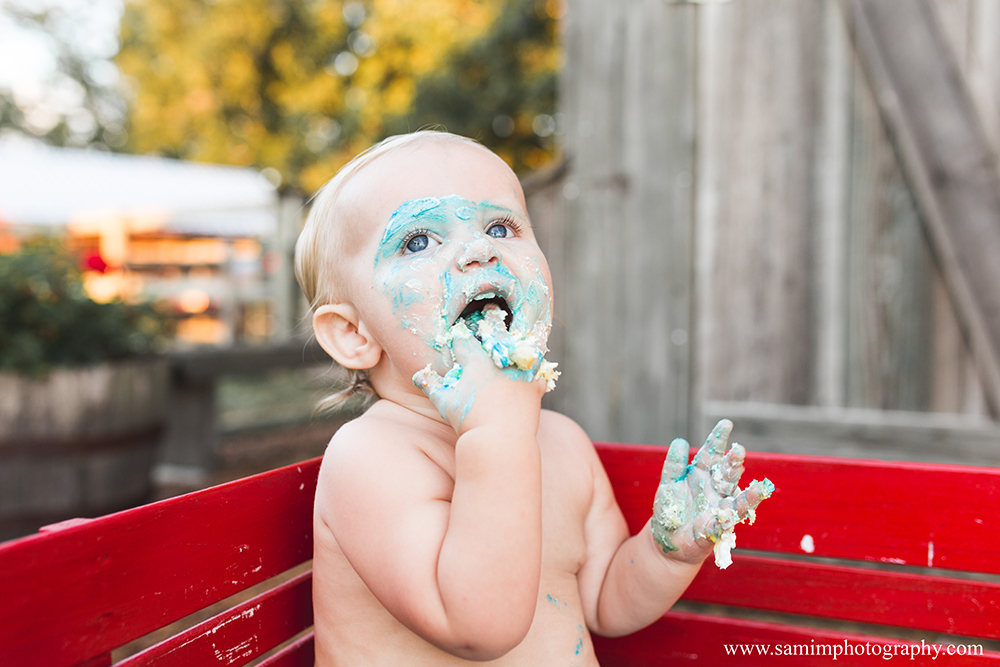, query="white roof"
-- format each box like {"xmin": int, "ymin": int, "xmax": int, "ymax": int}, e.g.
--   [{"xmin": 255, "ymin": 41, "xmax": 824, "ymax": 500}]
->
[{"xmin": 0, "ymin": 138, "xmax": 279, "ymax": 237}]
